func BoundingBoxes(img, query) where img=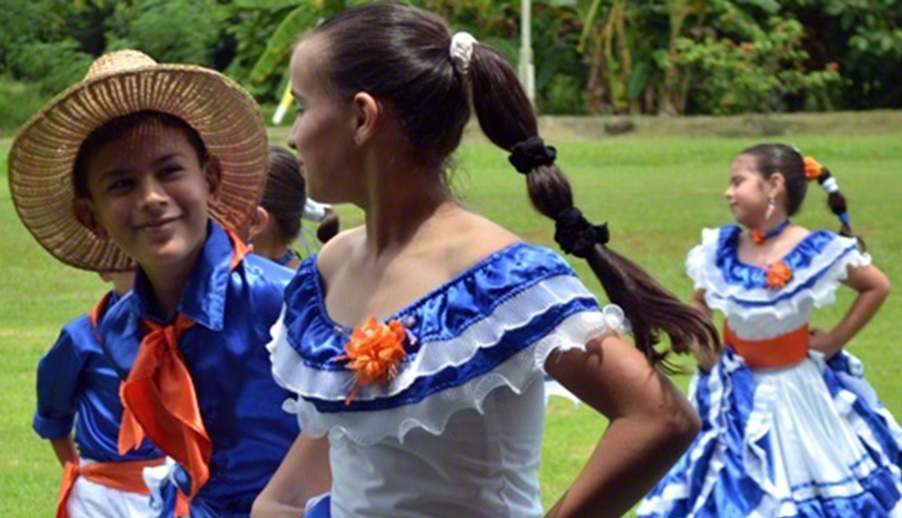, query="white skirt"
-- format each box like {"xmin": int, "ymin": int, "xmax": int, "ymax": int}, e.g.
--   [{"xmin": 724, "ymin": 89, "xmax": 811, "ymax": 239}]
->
[{"xmin": 67, "ymin": 459, "xmax": 157, "ymax": 518}]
